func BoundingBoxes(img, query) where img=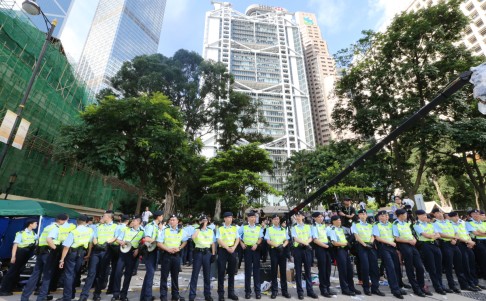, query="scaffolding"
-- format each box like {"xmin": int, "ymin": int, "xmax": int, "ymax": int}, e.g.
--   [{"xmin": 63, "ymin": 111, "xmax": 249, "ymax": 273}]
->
[{"xmin": 0, "ymin": 5, "xmax": 138, "ymax": 210}]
